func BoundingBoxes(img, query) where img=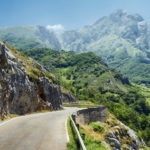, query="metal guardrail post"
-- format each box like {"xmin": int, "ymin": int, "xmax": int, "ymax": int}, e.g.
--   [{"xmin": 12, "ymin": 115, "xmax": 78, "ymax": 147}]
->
[{"xmin": 70, "ymin": 116, "xmax": 87, "ymax": 150}]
